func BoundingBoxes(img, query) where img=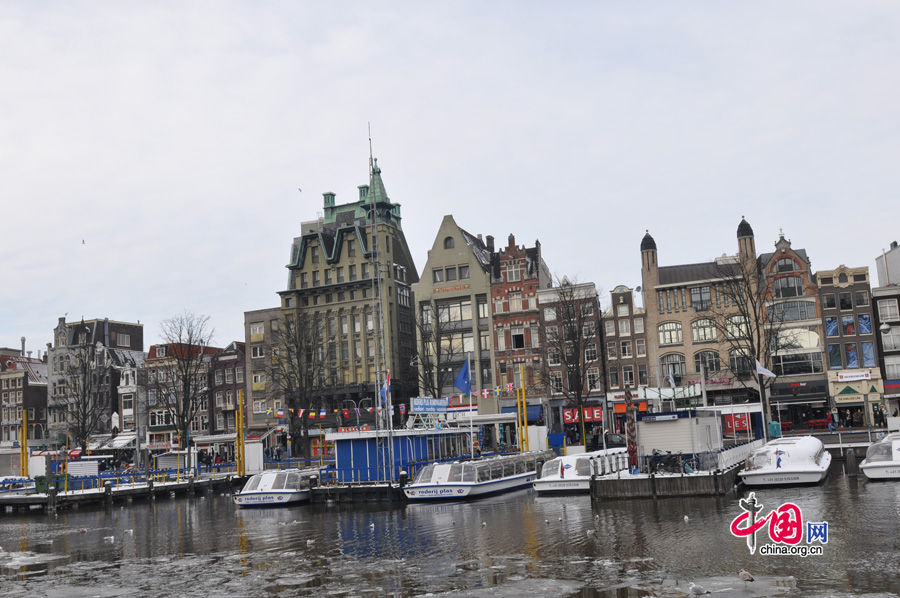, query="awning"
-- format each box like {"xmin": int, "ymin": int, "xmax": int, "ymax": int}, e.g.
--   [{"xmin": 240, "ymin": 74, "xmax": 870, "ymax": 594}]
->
[
  {"xmin": 191, "ymin": 433, "xmax": 237, "ymax": 445},
  {"xmin": 245, "ymin": 427, "xmax": 279, "ymax": 440},
  {"xmin": 500, "ymin": 405, "xmax": 543, "ymax": 422}
]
